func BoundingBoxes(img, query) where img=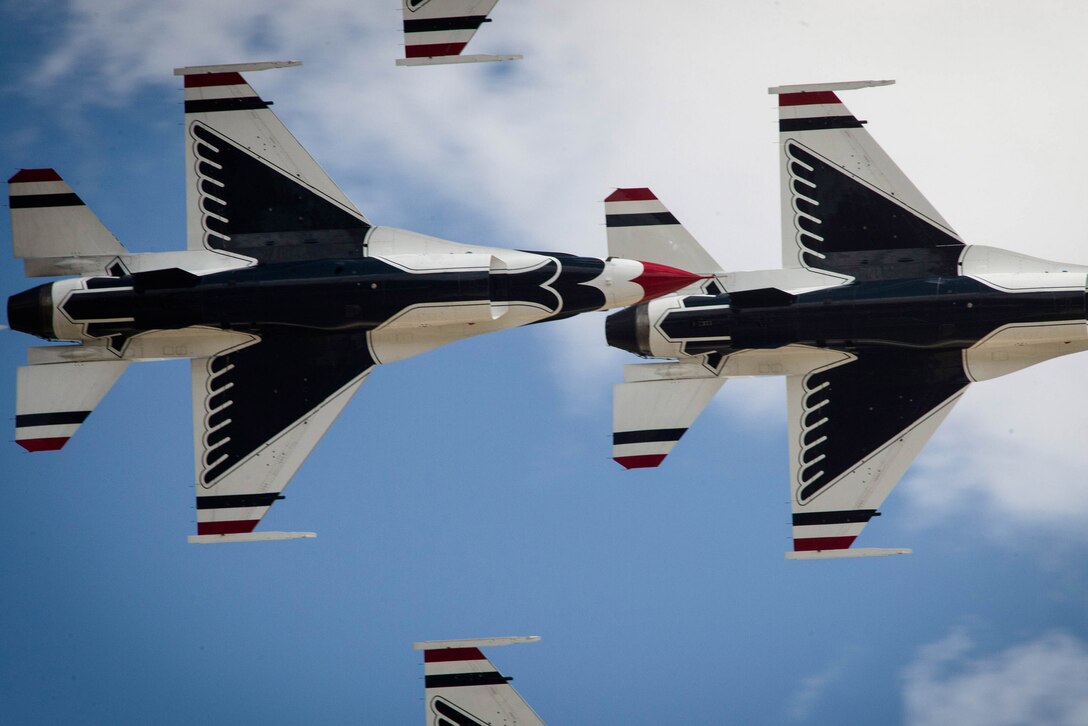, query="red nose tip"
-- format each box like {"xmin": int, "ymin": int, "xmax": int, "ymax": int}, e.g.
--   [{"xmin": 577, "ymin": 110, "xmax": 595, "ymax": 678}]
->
[{"xmin": 633, "ymin": 261, "xmax": 709, "ymax": 302}]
